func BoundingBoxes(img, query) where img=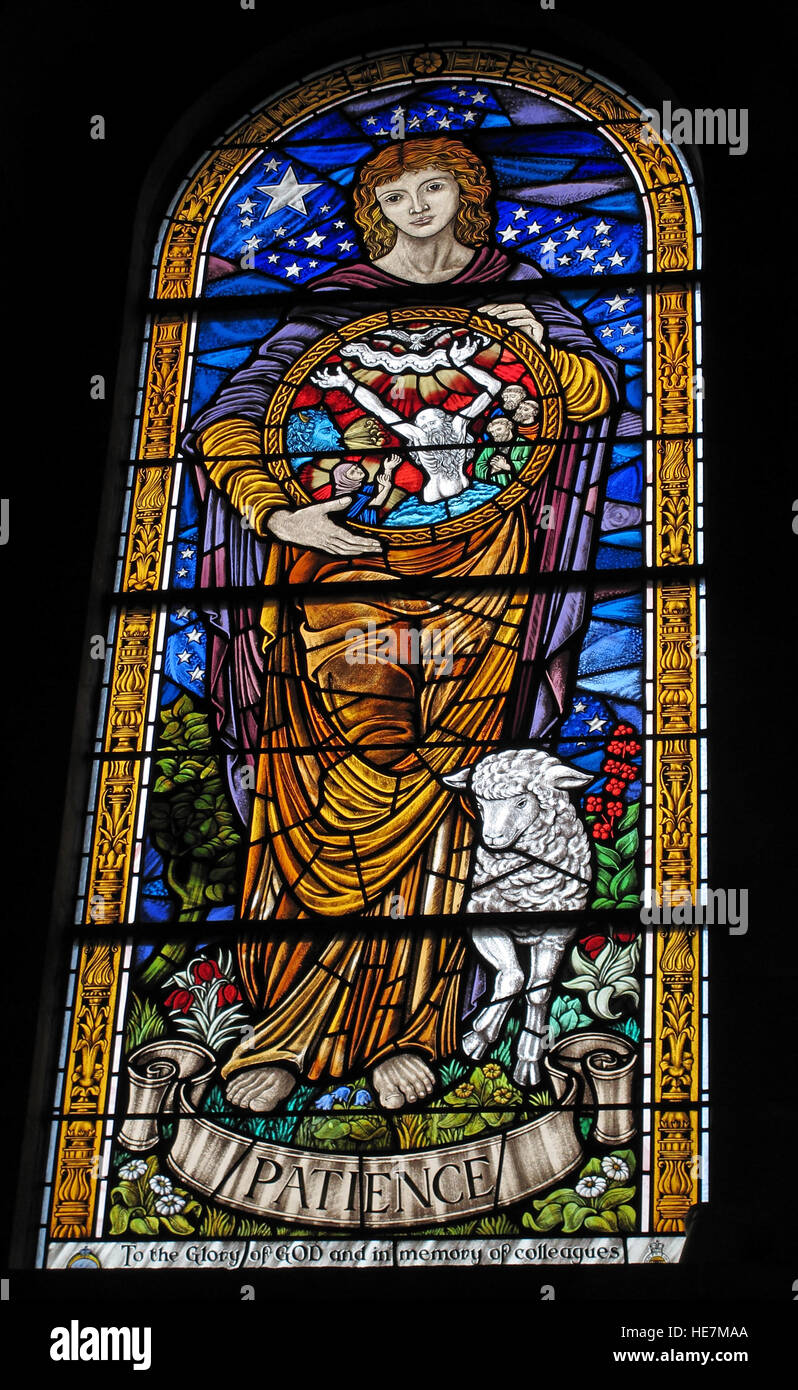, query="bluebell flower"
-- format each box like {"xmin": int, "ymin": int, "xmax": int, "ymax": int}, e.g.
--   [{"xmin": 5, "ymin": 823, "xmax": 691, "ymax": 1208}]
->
[
  {"xmin": 353, "ymin": 1089, "xmax": 372, "ymax": 1106},
  {"xmin": 331, "ymin": 1086, "xmax": 352, "ymax": 1103},
  {"xmin": 314, "ymin": 1093, "xmax": 335, "ymax": 1110}
]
